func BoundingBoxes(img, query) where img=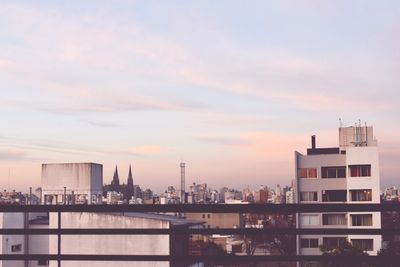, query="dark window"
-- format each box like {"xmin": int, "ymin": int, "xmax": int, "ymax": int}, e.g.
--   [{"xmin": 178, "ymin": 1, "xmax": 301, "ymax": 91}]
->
[
  {"xmin": 351, "ymin": 239, "xmax": 373, "ymax": 251},
  {"xmin": 322, "ymin": 190, "xmax": 347, "ymax": 202},
  {"xmin": 38, "ymin": 260, "xmax": 49, "ymax": 266},
  {"xmin": 202, "ymin": 214, "xmax": 205, "ymax": 219},
  {"xmin": 323, "ymin": 237, "xmax": 346, "ymax": 250},
  {"xmin": 322, "ymin": 166, "xmax": 346, "ymax": 178},
  {"xmin": 322, "ymin": 214, "xmax": 346, "ymax": 225},
  {"xmin": 207, "ymin": 214, "xmax": 211, "ymax": 219},
  {"xmin": 300, "ymin": 238, "xmax": 319, "ymax": 248},
  {"xmin": 337, "ymin": 167, "xmax": 346, "ymax": 178},
  {"xmin": 11, "ymin": 244, "xmax": 22, "ymax": 252},
  {"xmin": 350, "ymin": 190, "xmax": 372, "ymax": 201},
  {"xmin": 351, "ymin": 214, "xmax": 373, "ymax": 226},
  {"xmin": 349, "ymin": 165, "xmax": 371, "ymax": 177}
]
